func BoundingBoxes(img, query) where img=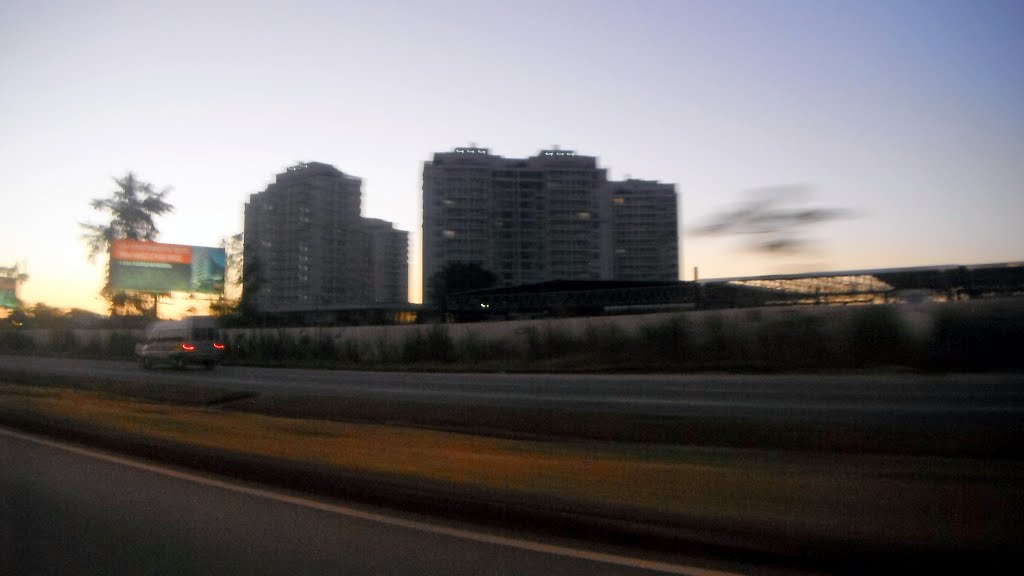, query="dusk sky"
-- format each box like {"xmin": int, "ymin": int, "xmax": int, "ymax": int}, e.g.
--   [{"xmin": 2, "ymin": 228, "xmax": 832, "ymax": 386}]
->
[{"xmin": 2, "ymin": 0, "xmax": 1022, "ymax": 314}]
